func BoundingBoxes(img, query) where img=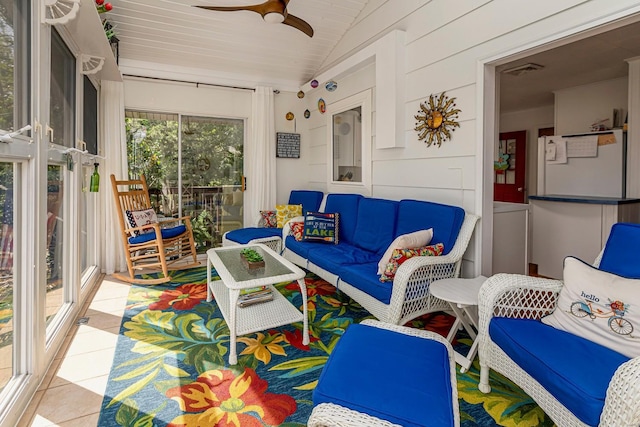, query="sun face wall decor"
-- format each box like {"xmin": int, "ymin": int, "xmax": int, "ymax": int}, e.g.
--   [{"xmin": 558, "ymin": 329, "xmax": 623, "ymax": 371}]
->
[{"xmin": 414, "ymin": 92, "xmax": 461, "ymax": 147}]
